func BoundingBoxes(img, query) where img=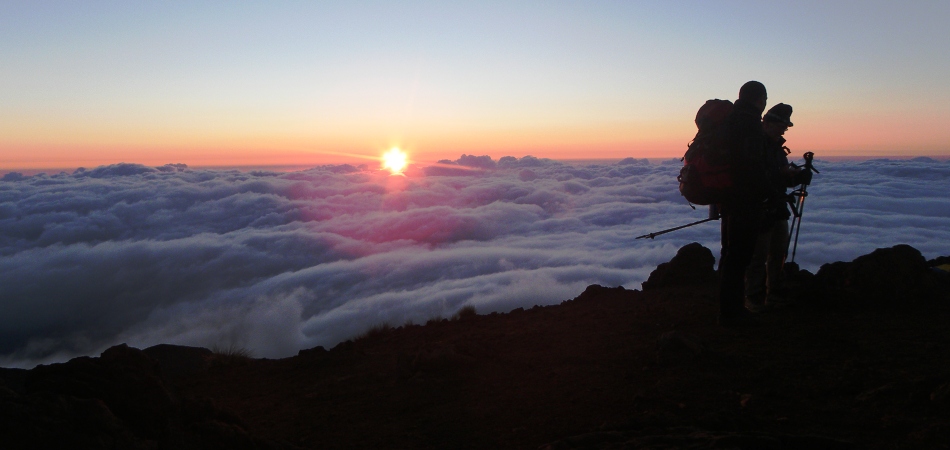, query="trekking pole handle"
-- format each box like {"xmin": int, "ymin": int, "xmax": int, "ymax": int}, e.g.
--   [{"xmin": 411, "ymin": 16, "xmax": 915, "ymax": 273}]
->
[{"xmin": 802, "ymin": 152, "xmax": 820, "ymax": 174}]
